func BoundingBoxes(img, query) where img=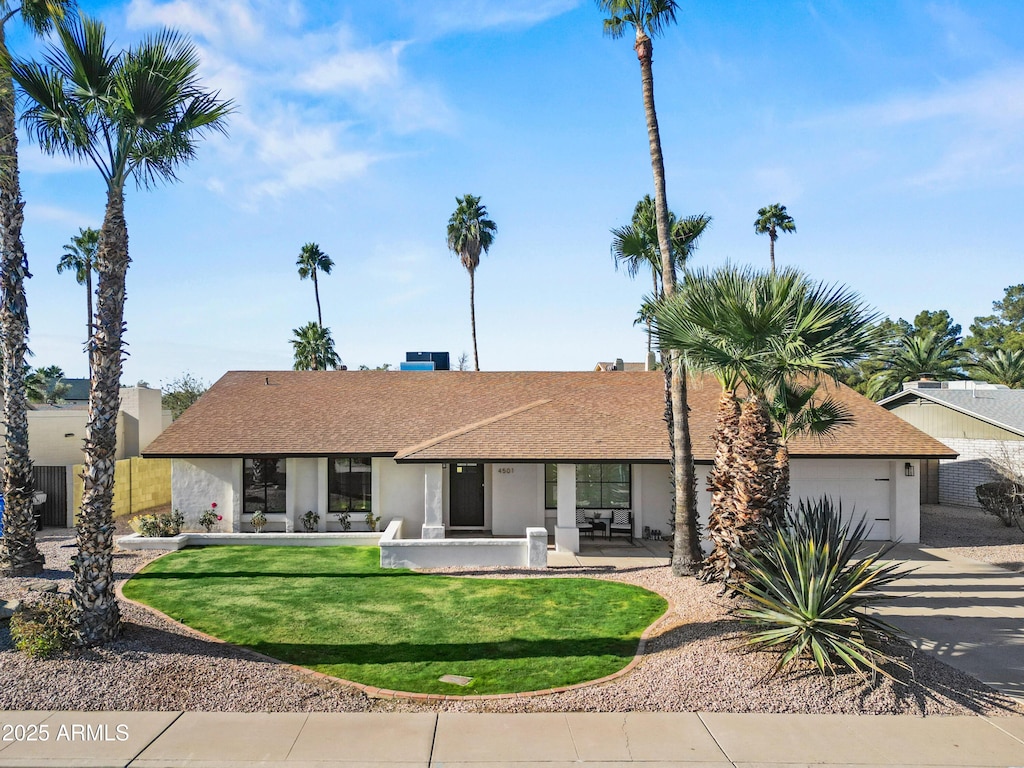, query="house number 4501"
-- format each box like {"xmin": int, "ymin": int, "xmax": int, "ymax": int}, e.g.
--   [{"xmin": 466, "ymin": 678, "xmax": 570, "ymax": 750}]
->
[{"xmin": 497, "ymin": 467, "xmax": 514, "ymax": 474}]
